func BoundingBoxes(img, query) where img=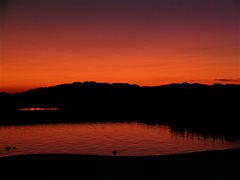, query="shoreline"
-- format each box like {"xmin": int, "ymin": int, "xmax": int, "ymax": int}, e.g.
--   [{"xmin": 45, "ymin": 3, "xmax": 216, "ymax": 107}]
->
[
  {"xmin": 1, "ymin": 148, "xmax": 240, "ymax": 178},
  {"xmin": 1, "ymin": 147, "xmax": 240, "ymax": 159}
]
